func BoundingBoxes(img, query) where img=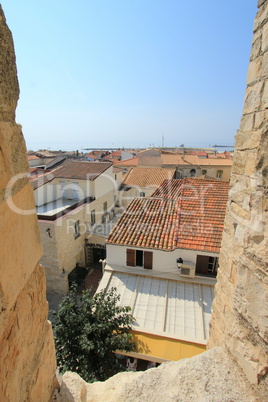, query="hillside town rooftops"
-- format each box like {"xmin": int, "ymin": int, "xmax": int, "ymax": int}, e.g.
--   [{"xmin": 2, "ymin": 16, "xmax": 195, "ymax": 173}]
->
[{"xmin": 107, "ymin": 178, "xmax": 229, "ymax": 253}]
